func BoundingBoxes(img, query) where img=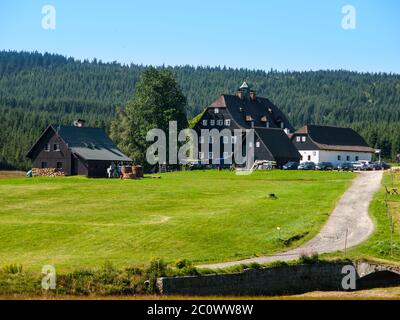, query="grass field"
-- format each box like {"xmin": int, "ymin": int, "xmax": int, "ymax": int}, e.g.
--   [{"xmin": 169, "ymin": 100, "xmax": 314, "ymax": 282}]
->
[
  {"xmin": 335, "ymin": 171, "xmax": 400, "ymax": 263},
  {"xmin": 0, "ymin": 170, "xmax": 355, "ymax": 272}
]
